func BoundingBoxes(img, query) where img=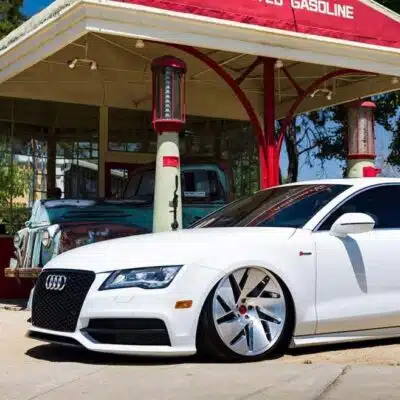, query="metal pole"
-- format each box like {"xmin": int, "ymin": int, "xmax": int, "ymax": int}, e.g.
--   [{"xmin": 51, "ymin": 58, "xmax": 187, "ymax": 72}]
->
[{"xmin": 263, "ymin": 58, "xmax": 278, "ymax": 187}]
